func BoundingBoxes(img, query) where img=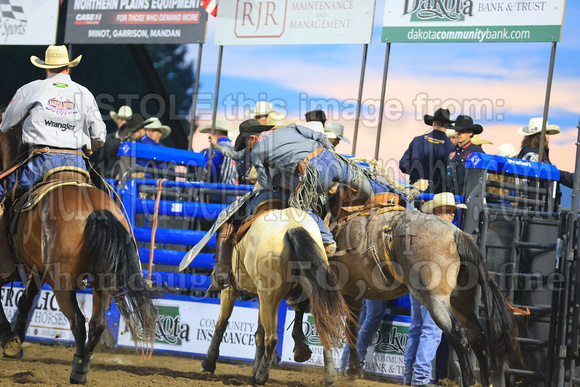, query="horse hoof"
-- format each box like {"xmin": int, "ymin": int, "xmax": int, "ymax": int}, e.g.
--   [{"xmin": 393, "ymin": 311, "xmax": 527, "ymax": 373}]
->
[
  {"xmin": 345, "ymin": 368, "xmax": 363, "ymax": 380},
  {"xmin": 199, "ymin": 366, "xmax": 214, "ymax": 374},
  {"xmin": 70, "ymin": 371, "xmax": 87, "ymax": 385},
  {"xmin": 2, "ymin": 336, "xmax": 22, "ymax": 358},
  {"xmin": 249, "ymin": 375, "xmax": 257, "ymax": 385},
  {"xmin": 200, "ymin": 359, "xmax": 216, "ymax": 373},
  {"xmin": 293, "ymin": 346, "xmax": 312, "ymax": 363}
]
